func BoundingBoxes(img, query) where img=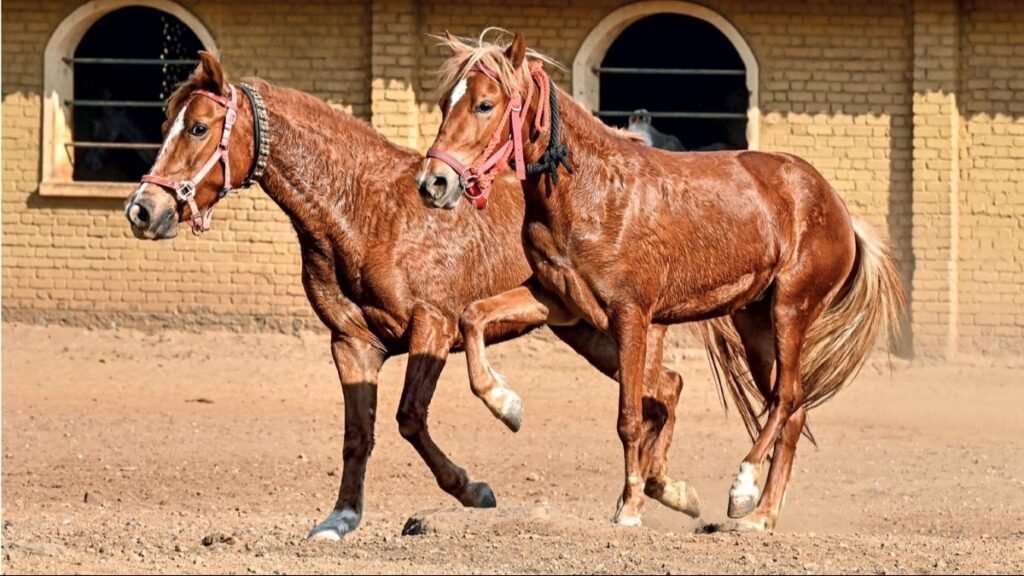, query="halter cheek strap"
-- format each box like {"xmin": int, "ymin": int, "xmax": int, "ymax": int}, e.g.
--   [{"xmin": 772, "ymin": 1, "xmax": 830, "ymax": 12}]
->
[
  {"xmin": 139, "ymin": 82, "xmax": 270, "ymax": 236},
  {"xmin": 426, "ymin": 62, "xmax": 547, "ymax": 210}
]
